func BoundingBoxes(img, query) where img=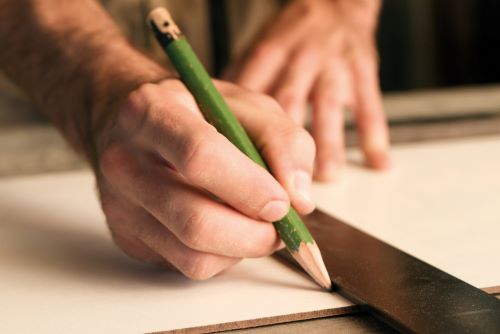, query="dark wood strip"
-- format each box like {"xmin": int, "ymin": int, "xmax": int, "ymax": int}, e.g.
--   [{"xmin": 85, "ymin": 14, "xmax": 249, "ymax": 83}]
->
[{"xmin": 152, "ymin": 306, "xmax": 361, "ymax": 334}]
